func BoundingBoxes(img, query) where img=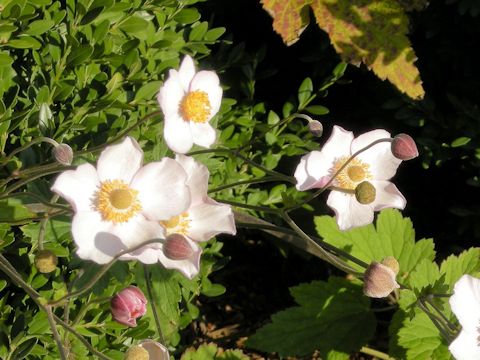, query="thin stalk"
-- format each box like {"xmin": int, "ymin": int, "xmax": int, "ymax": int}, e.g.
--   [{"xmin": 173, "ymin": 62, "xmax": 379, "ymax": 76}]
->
[
  {"xmin": 3, "ymin": 168, "xmax": 67, "ymax": 195},
  {"xmin": 208, "ymin": 176, "xmax": 278, "ymax": 193},
  {"xmin": 0, "ymin": 191, "xmax": 71, "ymax": 212},
  {"xmin": 424, "ymin": 296, "xmax": 458, "ymax": 332},
  {"xmin": 217, "ymin": 199, "xmax": 282, "ymax": 214},
  {"xmin": 45, "ymin": 306, "xmax": 67, "ymax": 360},
  {"xmin": 143, "ymin": 265, "xmax": 165, "ymax": 344},
  {"xmin": 359, "ymin": 346, "xmax": 394, "ymax": 360},
  {"xmin": 1, "ymin": 137, "xmax": 59, "ymax": 166},
  {"xmin": 418, "ymin": 299, "xmax": 454, "ymax": 343}
]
